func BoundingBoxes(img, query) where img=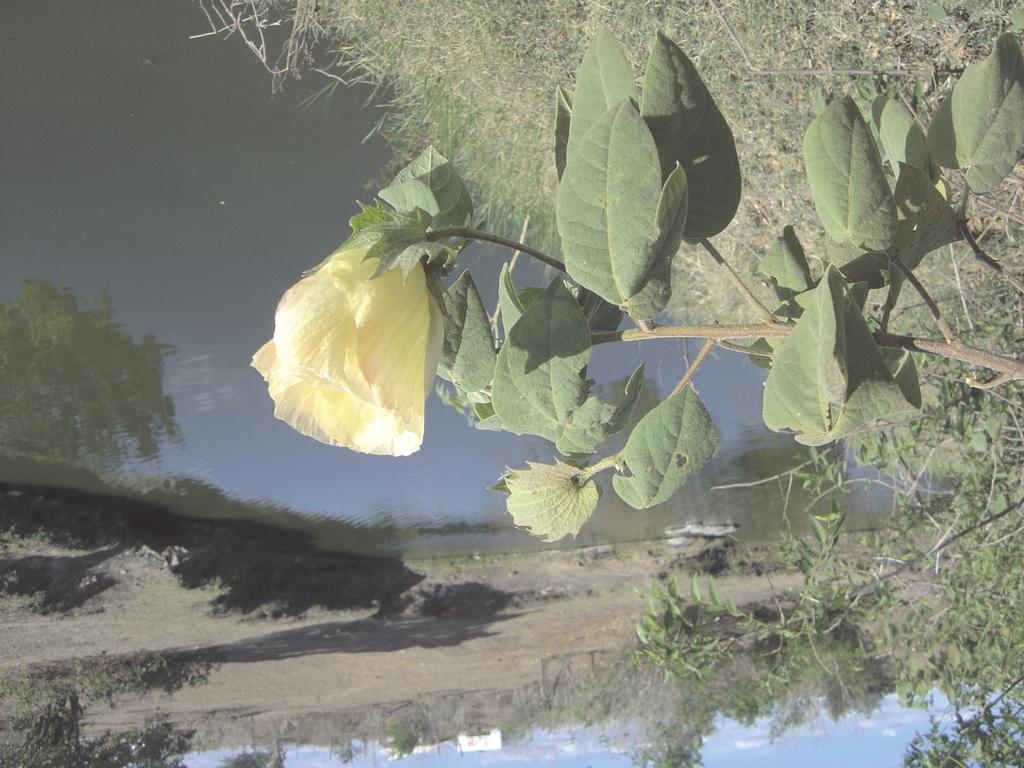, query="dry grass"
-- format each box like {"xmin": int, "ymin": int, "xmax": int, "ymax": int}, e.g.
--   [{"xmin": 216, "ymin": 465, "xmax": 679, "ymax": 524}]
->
[{"xmin": 244, "ymin": 1, "xmax": 1022, "ymax": 328}]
